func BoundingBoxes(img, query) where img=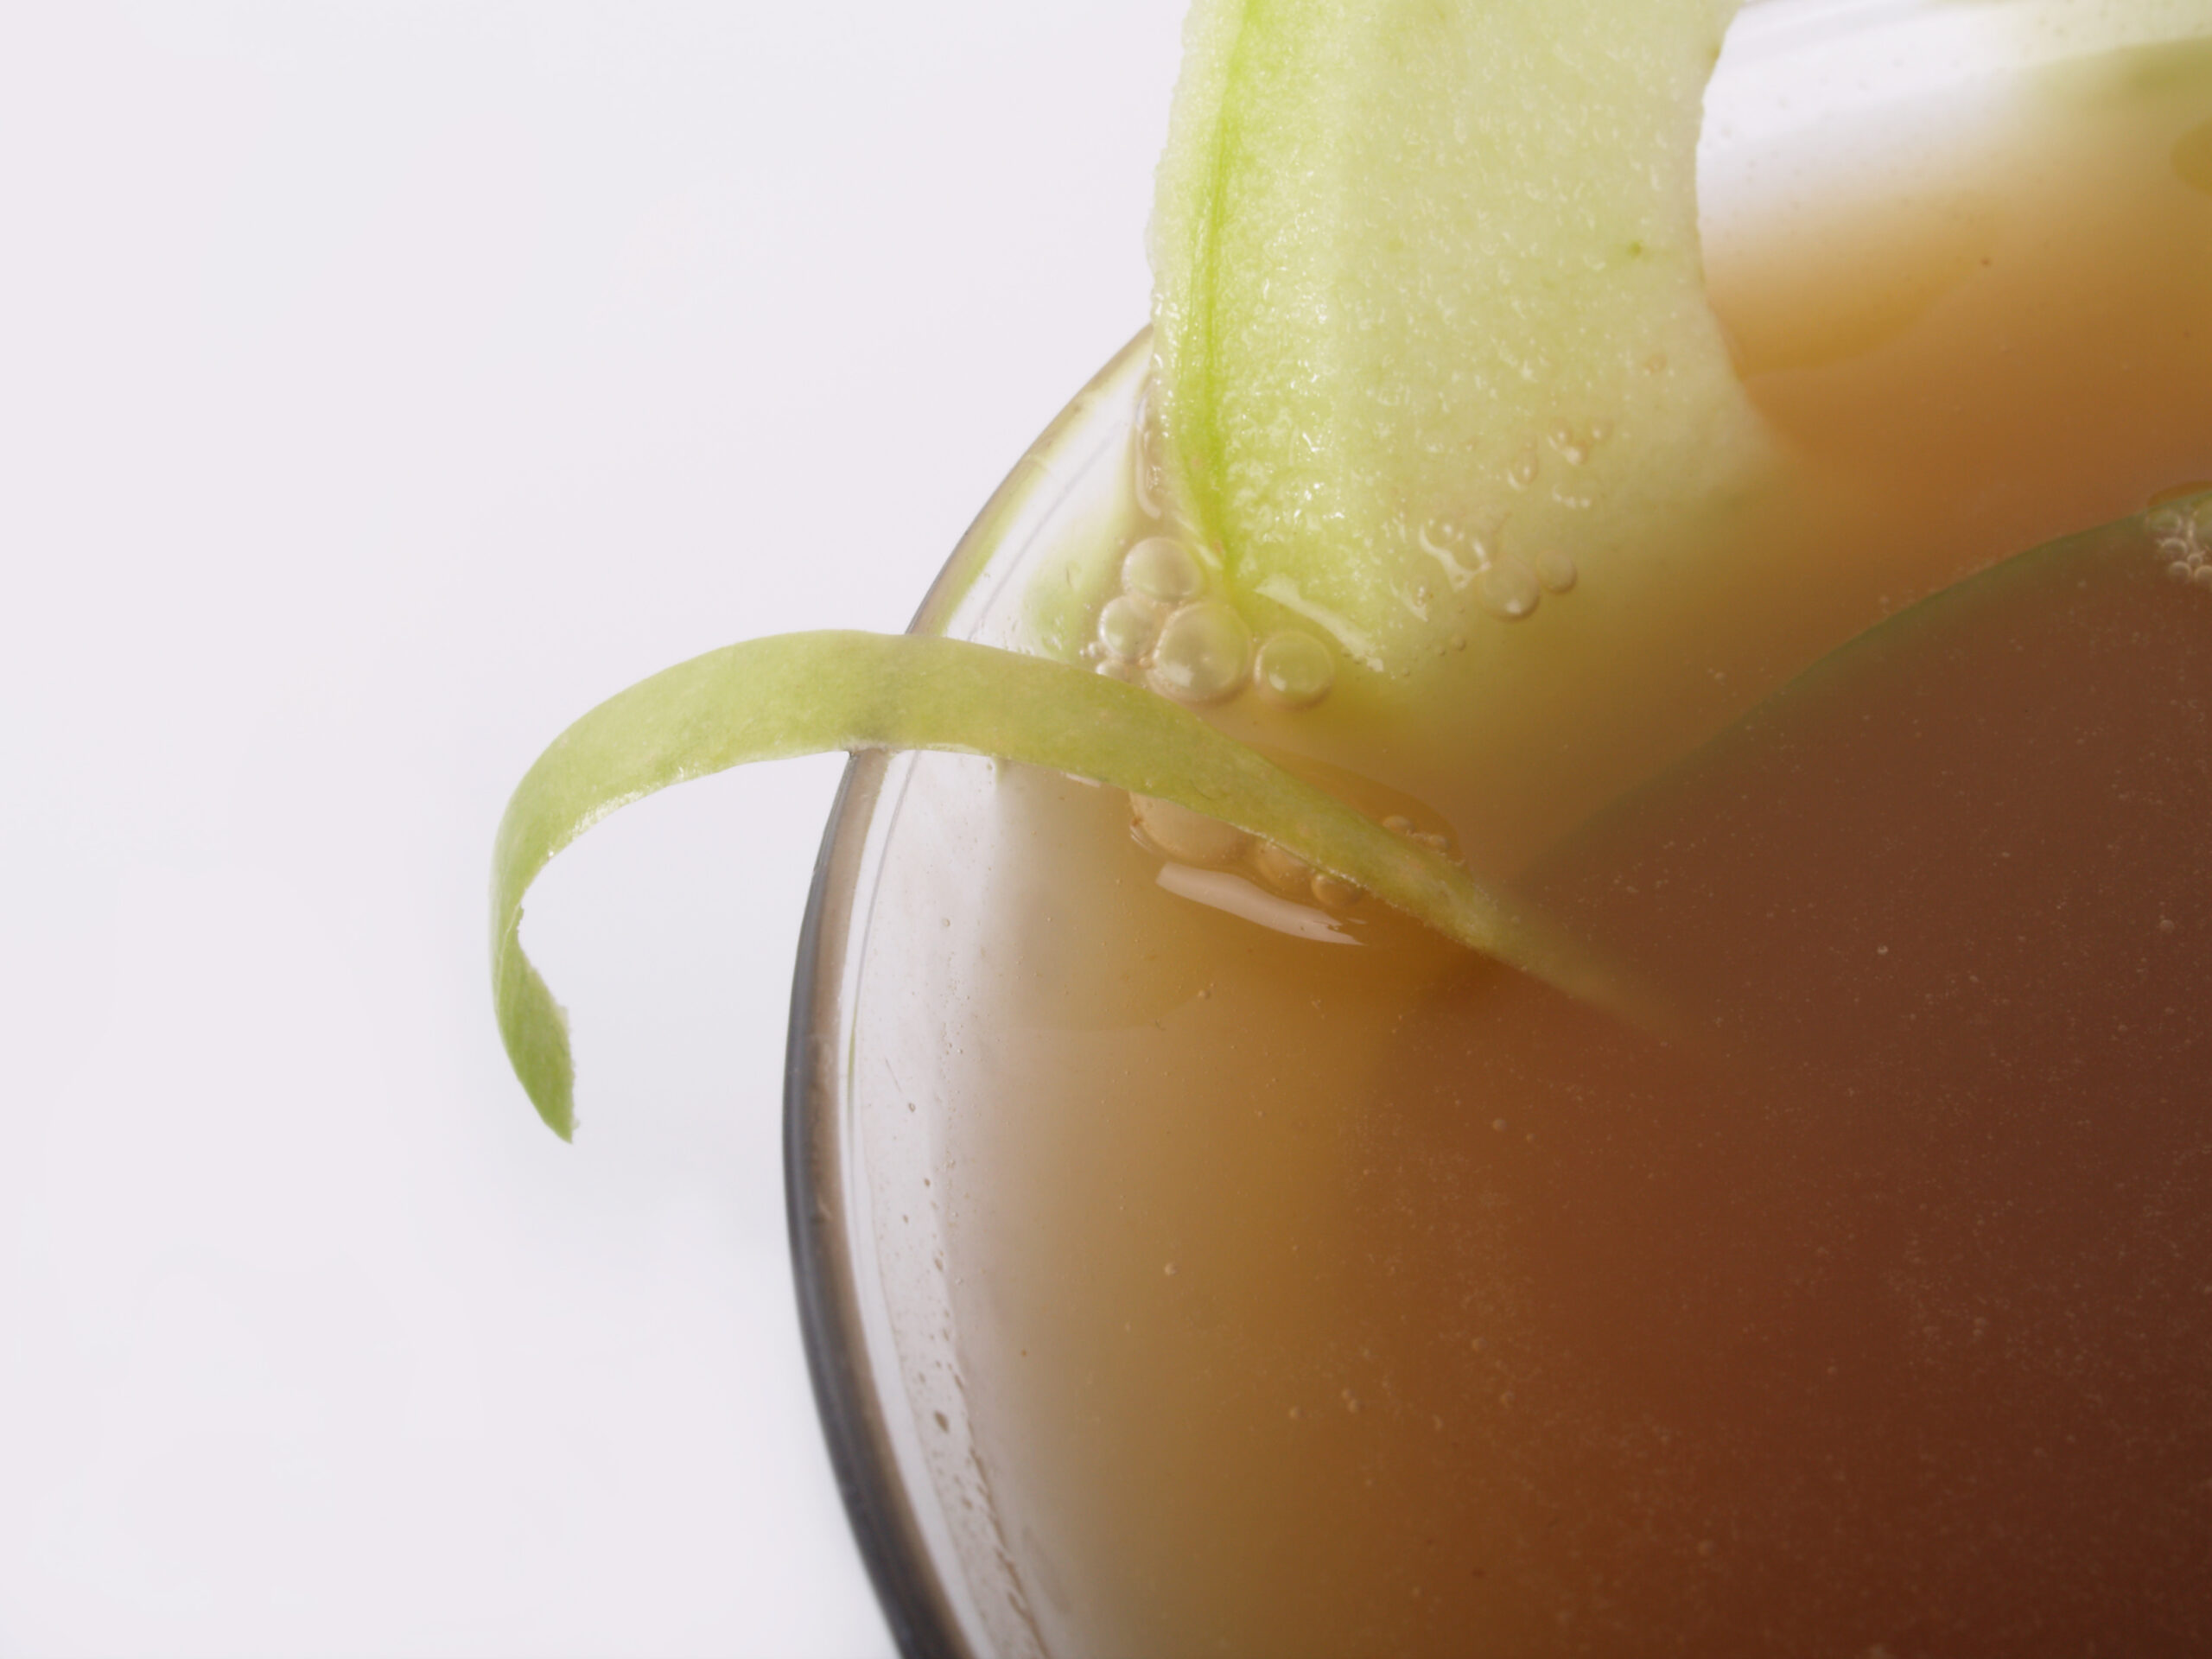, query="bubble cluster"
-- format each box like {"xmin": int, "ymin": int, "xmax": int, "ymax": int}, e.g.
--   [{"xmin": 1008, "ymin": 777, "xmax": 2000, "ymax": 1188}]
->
[
  {"xmin": 1113, "ymin": 384, "xmax": 1603, "ymax": 694},
  {"xmin": 2149, "ymin": 496, "xmax": 2212, "ymax": 591},
  {"xmin": 1084, "ymin": 529, "xmax": 1339, "ymax": 715},
  {"xmin": 1414, "ymin": 513, "xmax": 1584, "ymax": 632},
  {"xmin": 1131, "ymin": 798, "xmax": 1464, "ymax": 935},
  {"xmin": 1130, "ymin": 793, "xmax": 1378, "ymax": 915}
]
